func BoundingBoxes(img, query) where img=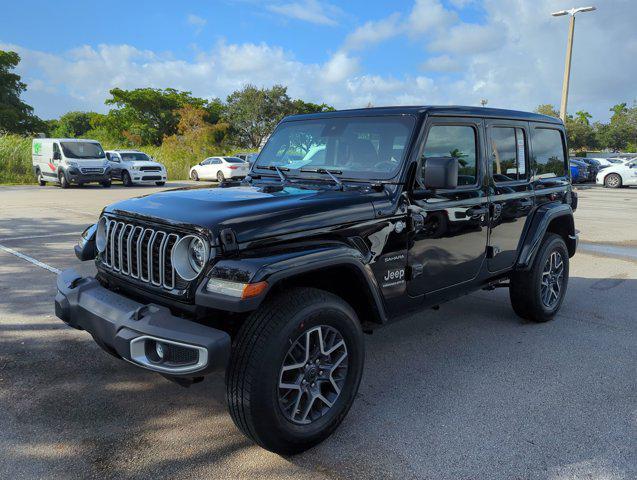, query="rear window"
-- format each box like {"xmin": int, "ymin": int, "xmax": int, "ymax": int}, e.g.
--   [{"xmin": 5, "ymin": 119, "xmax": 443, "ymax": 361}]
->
[
  {"xmin": 224, "ymin": 157, "xmax": 245, "ymax": 163},
  {"xmin": 532, "ymin": 128, "xmax": 565, "ymax": 178}
]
